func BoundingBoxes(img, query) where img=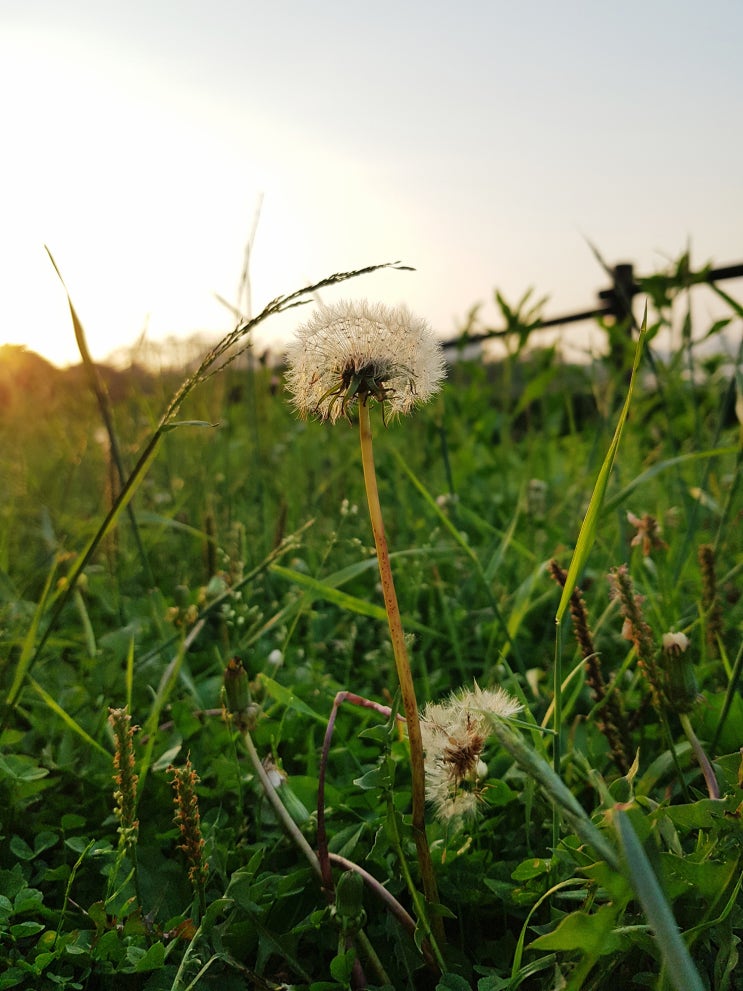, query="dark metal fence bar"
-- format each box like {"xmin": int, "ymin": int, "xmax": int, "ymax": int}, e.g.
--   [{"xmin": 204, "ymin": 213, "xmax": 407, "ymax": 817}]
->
[{"xmin": 443, "ymin": 260, "xmax": 743, "ymax": 352}]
